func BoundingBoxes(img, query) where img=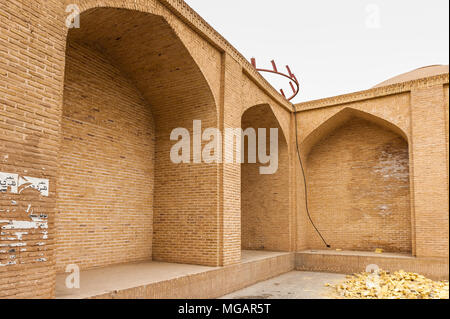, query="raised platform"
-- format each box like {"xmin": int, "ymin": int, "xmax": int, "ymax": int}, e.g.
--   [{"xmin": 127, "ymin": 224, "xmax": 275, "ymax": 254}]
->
[
  {"xmin": 56, "ymin": 250, "xmax": 295, "ymax": 299},
  {"xmin": 296, "ymin": 250, "xmax": 449, "ymax": 280}
]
